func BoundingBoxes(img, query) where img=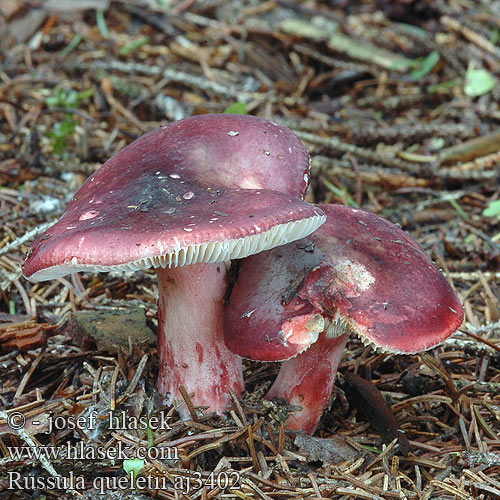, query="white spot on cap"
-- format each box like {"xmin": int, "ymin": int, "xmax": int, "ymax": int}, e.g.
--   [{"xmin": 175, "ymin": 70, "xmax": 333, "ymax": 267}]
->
[
  {"xmin": 335, "ymin": 260, "xmax": 375, "ymax": 291},
  {"xmin": 170, "ymin": 174, "xmax": 181, "ymax": 179},
  {"xmin": 183, "ymin": 227, "xmax": 193, "ymax": 232},
  {"xmin": 228, "ymin": 130, "xmax": 239, "ymax": 136},
  {"xmin": 66, "ymin": 225, "xmax": 76, "ymax": 230},
  {"xmin": 183, "ymin": 191, "xmax": 194, "ymax": 200},
  {"xmin": 282, "ymin": 328, "xmax": 294, "ymax": 342},
  {"xmin": 79, "ymin": 210, "xmax": 99, "ymax": 221},
  {"xmin": 239, "ymin": 178, "xmax": 263, "ymax": 189}
]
